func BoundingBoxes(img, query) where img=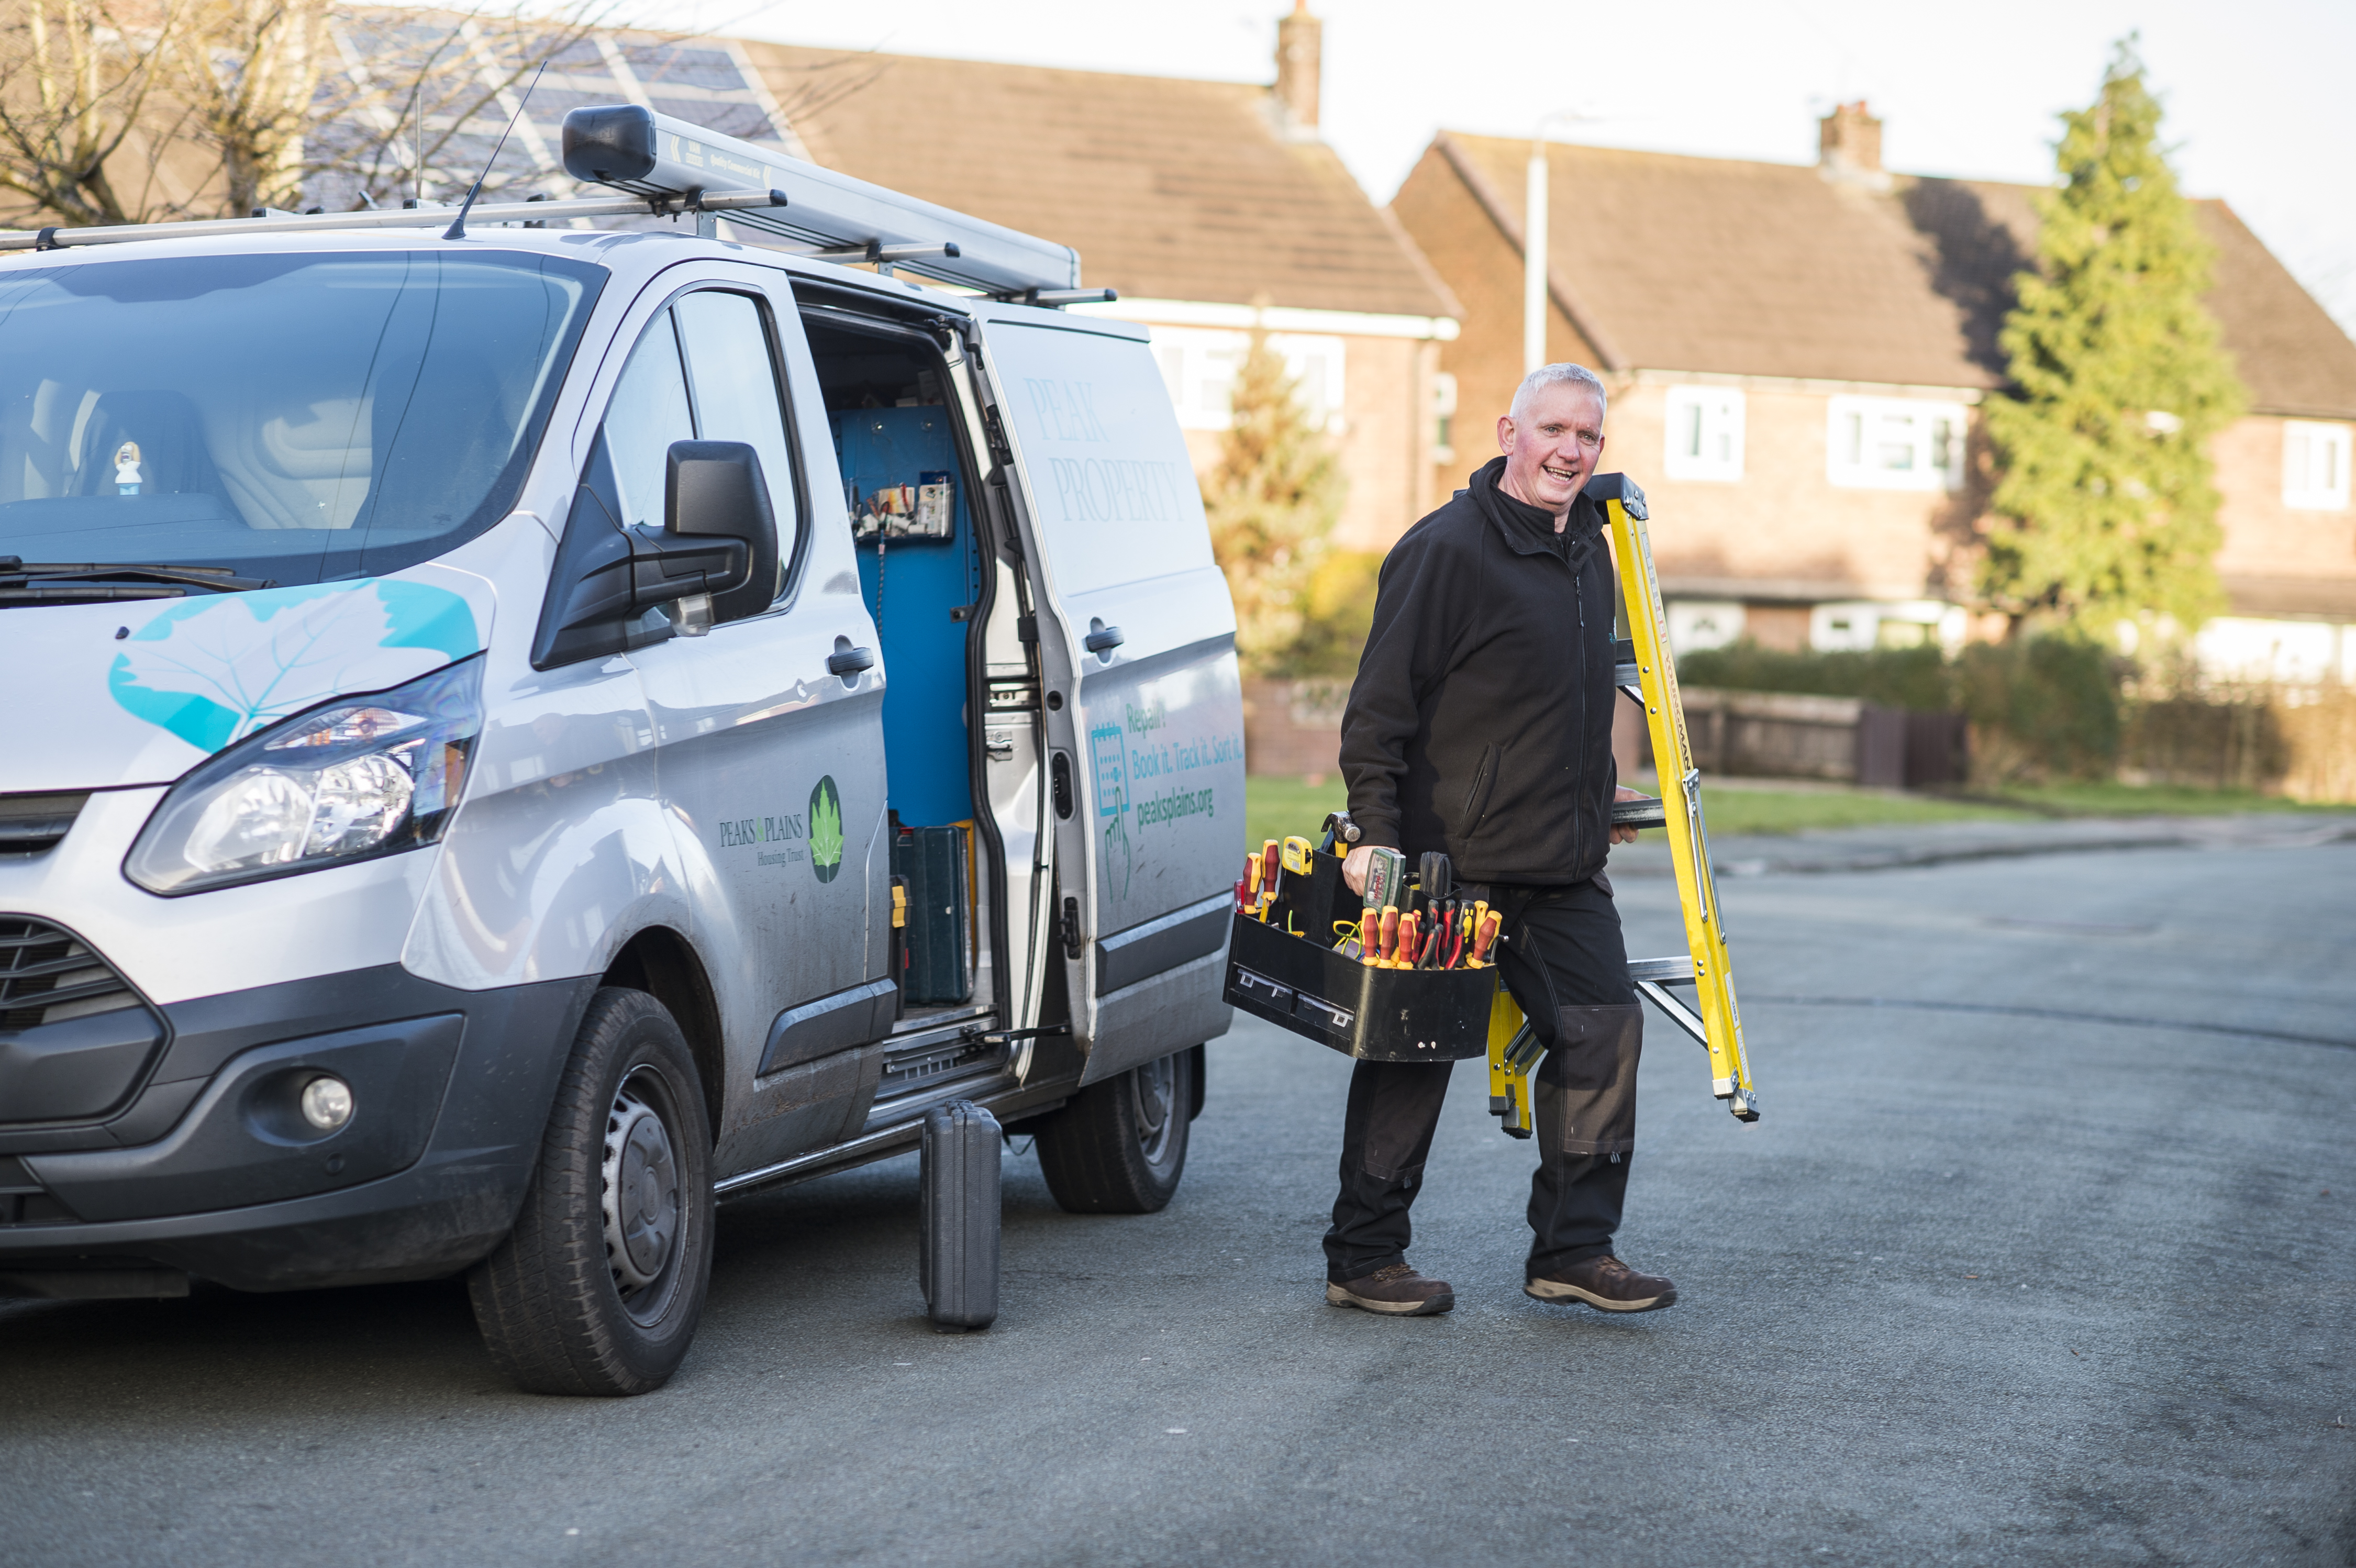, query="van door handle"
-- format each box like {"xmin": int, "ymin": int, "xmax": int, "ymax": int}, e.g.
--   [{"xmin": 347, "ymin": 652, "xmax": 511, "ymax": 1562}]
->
[
  {"xmin": 1083, "ymin": 620, "xmax": 1124, "ymax": 653},
  {"xmin": 828, "ymin": 636, "xmax": 876, "ymax": 679}
]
